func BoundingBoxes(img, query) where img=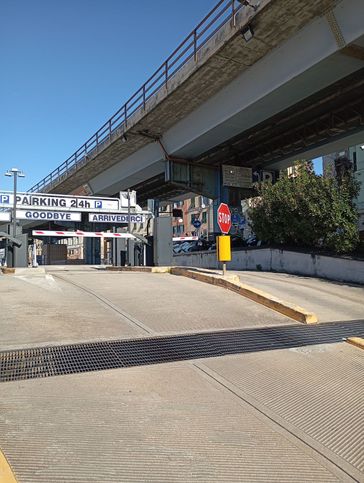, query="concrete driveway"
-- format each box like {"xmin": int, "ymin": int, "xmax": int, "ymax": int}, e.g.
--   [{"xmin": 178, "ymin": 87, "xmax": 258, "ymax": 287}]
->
[{"xmin": 0, "ymin": 267, "xmax": 363, "ymax": 482}]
